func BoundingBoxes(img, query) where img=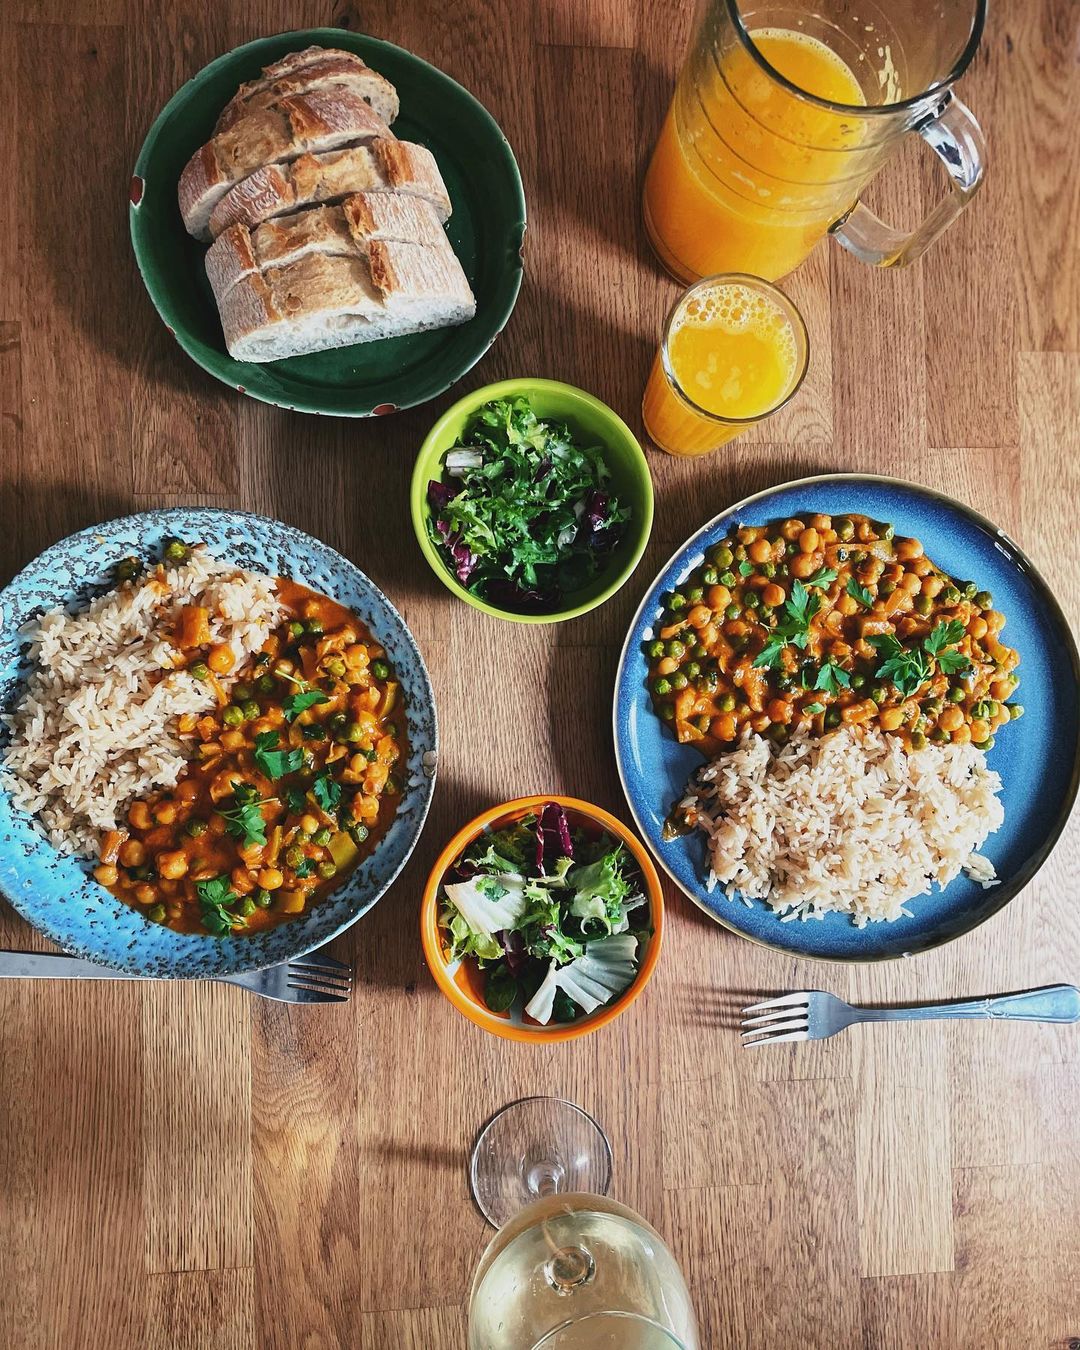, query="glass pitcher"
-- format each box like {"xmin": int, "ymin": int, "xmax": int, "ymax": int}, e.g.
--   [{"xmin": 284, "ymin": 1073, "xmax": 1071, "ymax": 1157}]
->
[{"xmin": 643, "ymin": 0, "xmax": 986, "ymax": 282}]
